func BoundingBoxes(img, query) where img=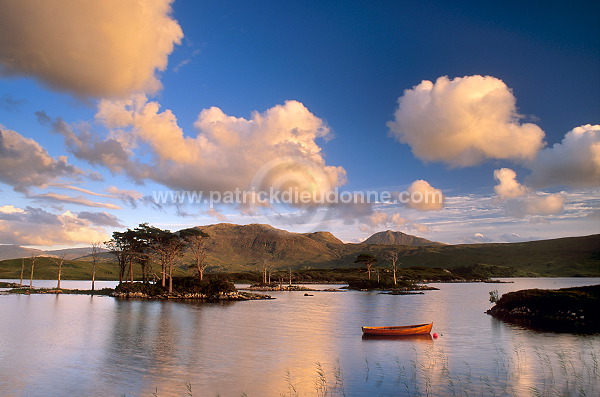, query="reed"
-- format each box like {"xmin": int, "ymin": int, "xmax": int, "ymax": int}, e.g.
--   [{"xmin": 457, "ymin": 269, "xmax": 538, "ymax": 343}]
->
[{"xmin": 146, "ymin": 340, "xmax": 599, "ymax": 396}]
